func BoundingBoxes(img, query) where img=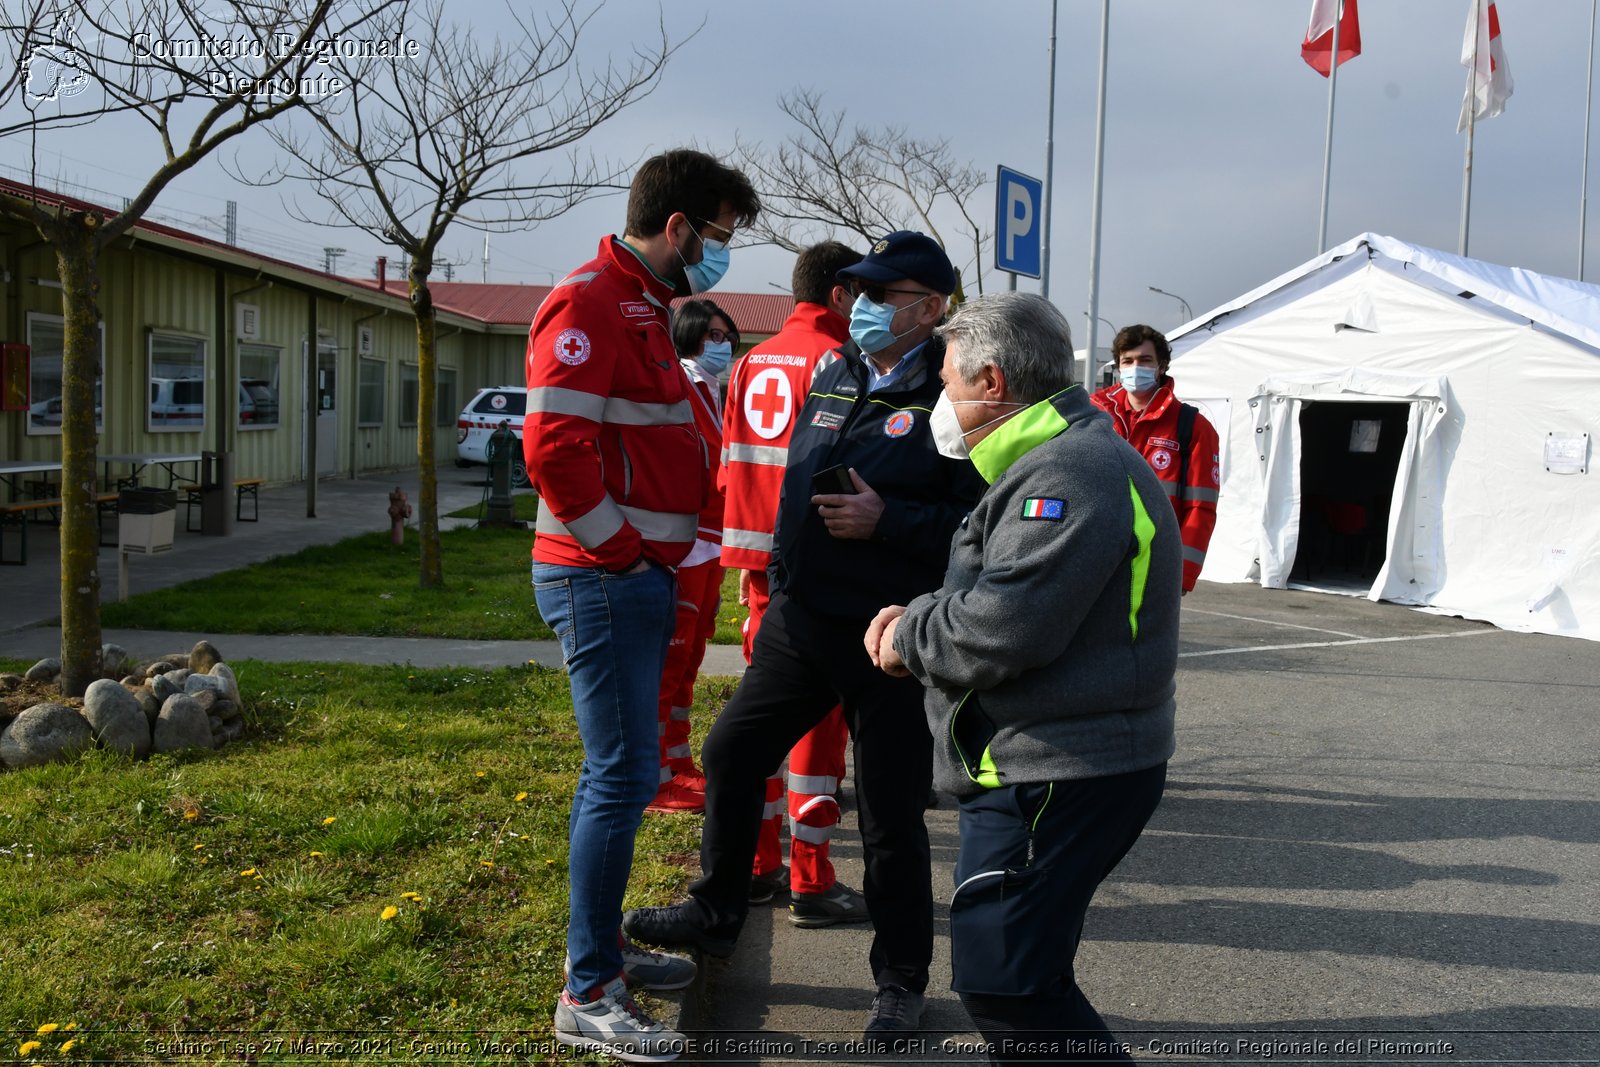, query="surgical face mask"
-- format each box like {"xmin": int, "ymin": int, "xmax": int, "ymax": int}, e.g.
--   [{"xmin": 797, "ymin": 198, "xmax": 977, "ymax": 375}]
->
[
  {"xmin": 1119, "ymin": 365, "xmax": 1160, "ymax": 394},
  {"xmin": 930, "ymin": 391, "xmax": 1025, "ymax": 460},
  {"xmin": 697, "ymin": 339, "xmax": 733, "ymax": 376},
  {"xmin": 849, "ymin": 291, "xmax": 930, "ymax": 354},
  {"xmin": 676, "ymin": 227, "xmax": 730, "ymax": 294}
]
